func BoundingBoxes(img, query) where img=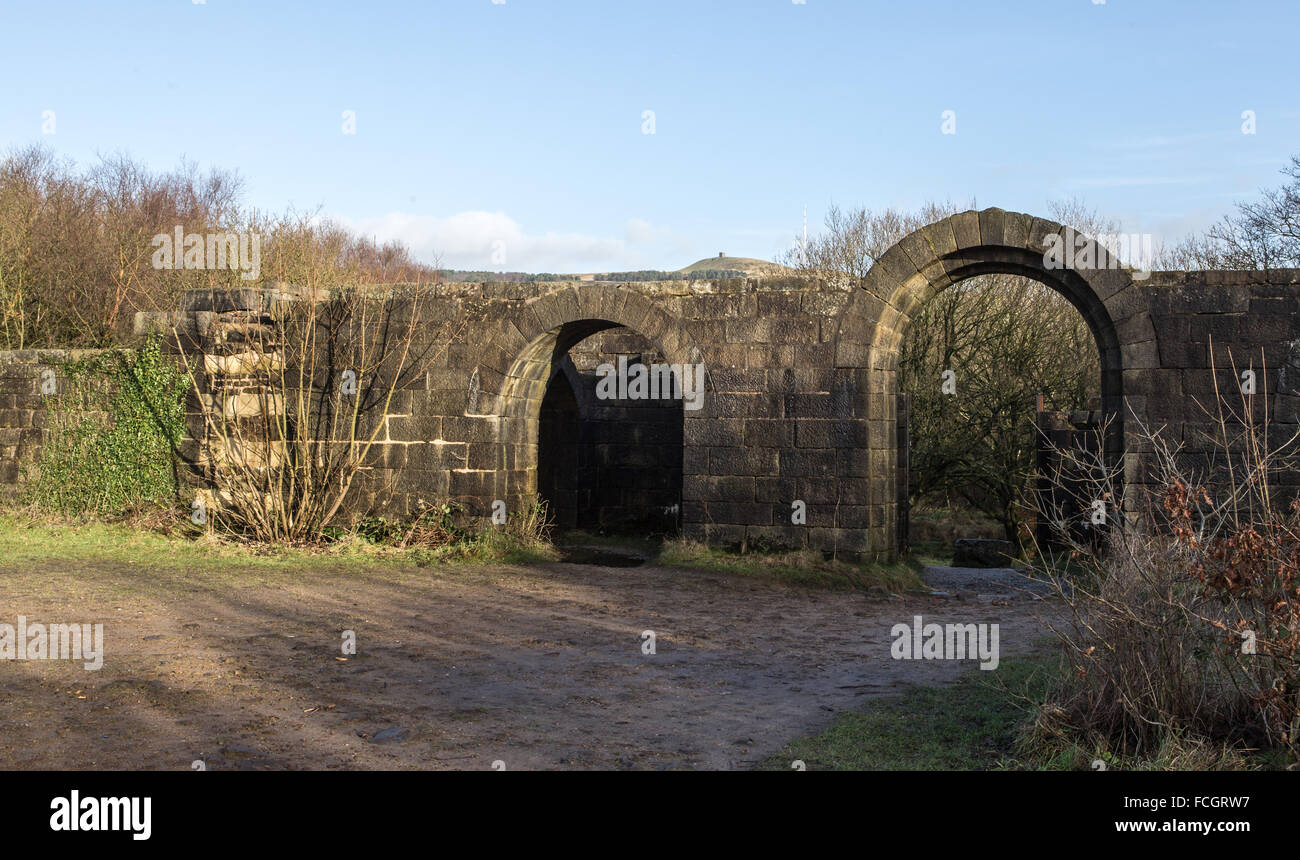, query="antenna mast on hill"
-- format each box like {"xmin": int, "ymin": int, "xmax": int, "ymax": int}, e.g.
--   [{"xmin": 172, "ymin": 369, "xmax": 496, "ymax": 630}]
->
[{"xmin": 802, "ymin": 205, "xmax": 808, "ymax": 266}]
